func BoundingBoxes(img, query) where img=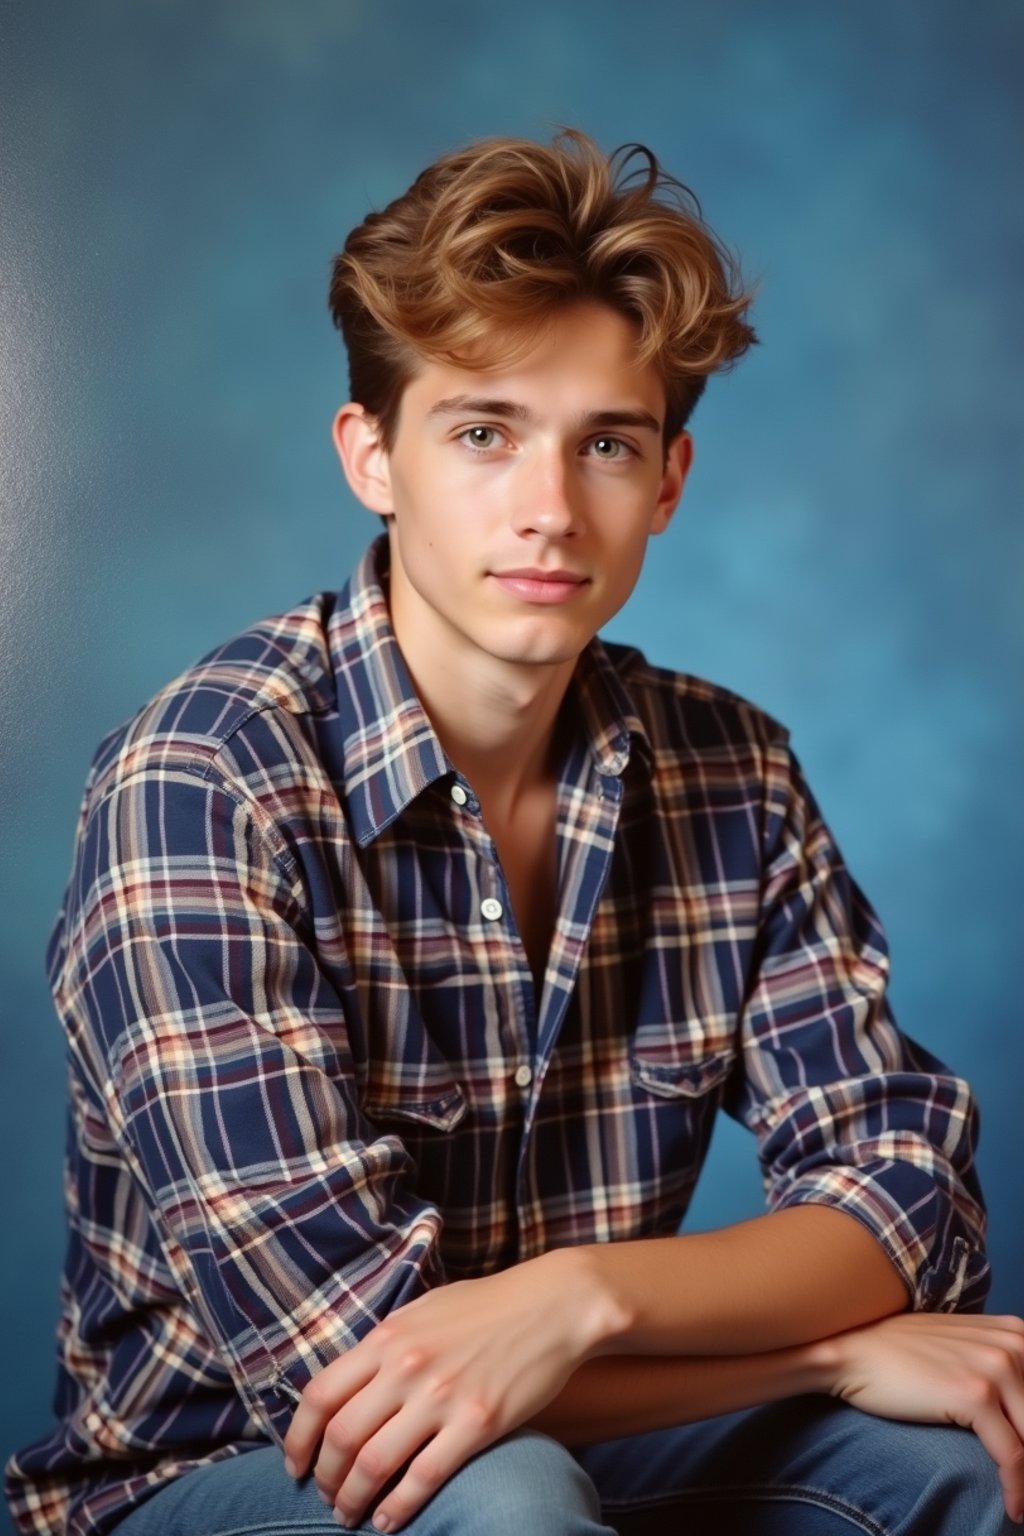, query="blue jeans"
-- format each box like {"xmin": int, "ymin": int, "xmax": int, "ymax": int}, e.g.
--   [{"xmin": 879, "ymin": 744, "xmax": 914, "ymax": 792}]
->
[{"xmin": 112, "ymin": 1397, "xmax": 1013, "ymax": 1536}]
